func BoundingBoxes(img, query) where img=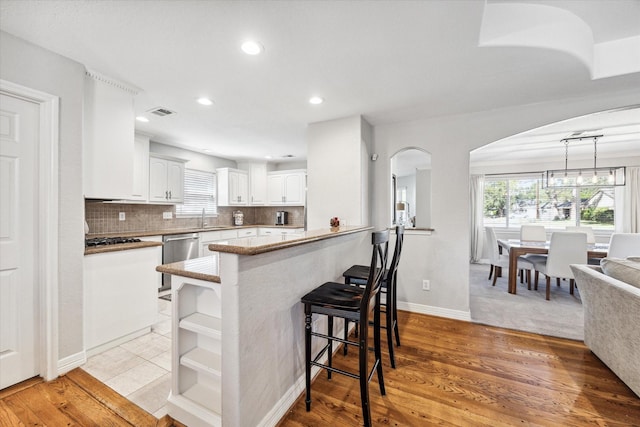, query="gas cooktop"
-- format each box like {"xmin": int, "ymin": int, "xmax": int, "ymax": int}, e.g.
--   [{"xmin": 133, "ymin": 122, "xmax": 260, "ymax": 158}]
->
[{"xmin": 85, "ymin": 237, "xmax": 142, "ymax": 247}]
